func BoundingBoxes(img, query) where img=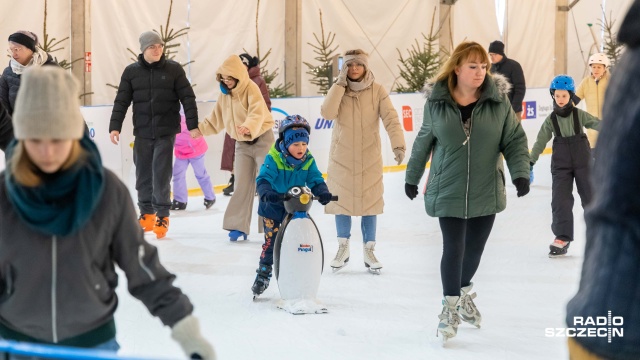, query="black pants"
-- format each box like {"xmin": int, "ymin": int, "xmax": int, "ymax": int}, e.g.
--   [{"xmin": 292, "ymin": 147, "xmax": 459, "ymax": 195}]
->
[
  {"xmin": 133, "ymin": 135, "xmax": 176, "ymax": 218},
  {"xmin": 439, "ymin": 214, "xmax": 496, "ymax": 296},
  {"xmin": 551, "ymin": 134, "xmax": 592, "ymax": 241},
  {"xmin": 259, "ymin": 217, "xmax": 281, "ymax": 267}
]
